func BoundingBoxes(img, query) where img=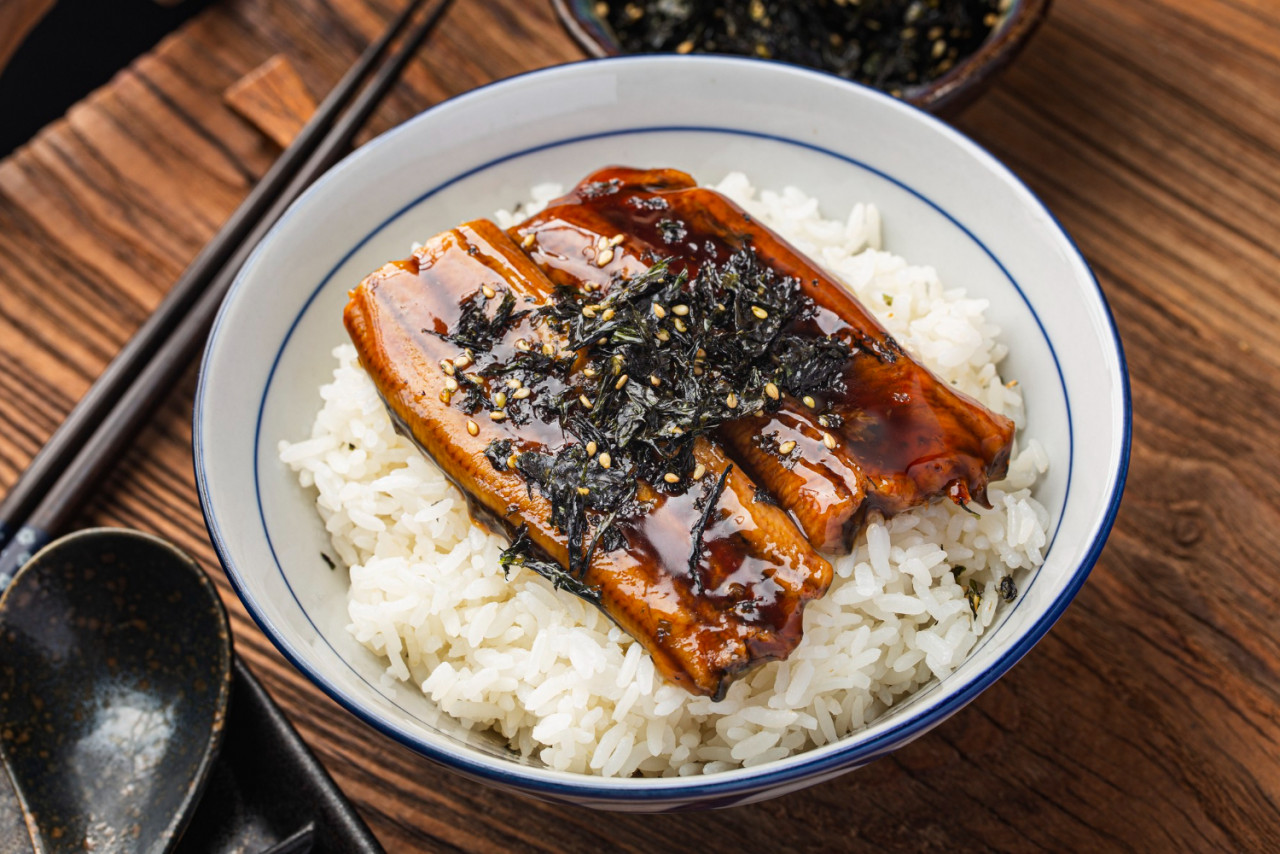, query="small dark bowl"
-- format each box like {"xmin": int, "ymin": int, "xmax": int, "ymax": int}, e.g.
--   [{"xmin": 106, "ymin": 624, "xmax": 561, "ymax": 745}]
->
[{"xmin": 552, "ymin": 0, "xmax": 1052, "ymax": 117}]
